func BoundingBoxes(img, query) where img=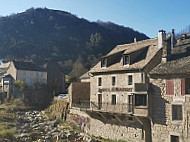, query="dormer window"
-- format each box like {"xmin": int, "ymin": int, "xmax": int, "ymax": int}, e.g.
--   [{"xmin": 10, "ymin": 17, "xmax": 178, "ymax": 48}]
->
[
  {"xmin": 101, "ymin": 58, "xmax": 107, "ymax": 68},
  {"xmin": 123, "ymin": 55, "xmax": 130, "ymax": 65}
]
